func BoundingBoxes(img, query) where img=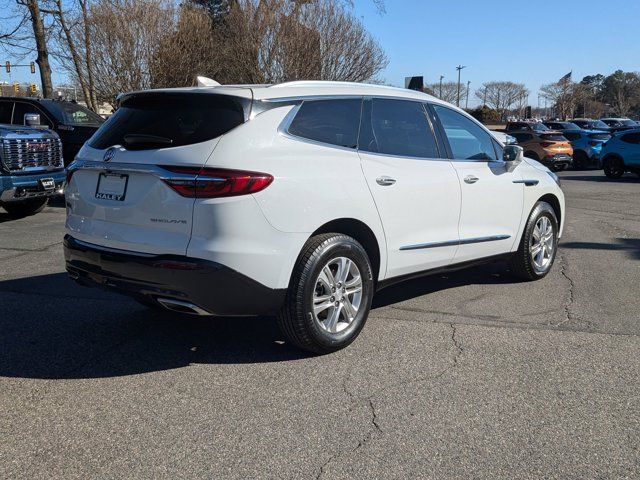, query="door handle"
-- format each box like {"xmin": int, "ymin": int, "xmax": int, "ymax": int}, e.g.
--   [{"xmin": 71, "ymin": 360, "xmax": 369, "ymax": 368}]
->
[
  {"xmin": 376, "ymin": 176, "xmax": 396, "ymax": 186},
  {"xmin": 464, "ymin": 175, "xmax": 479, "ymax": 184}
]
